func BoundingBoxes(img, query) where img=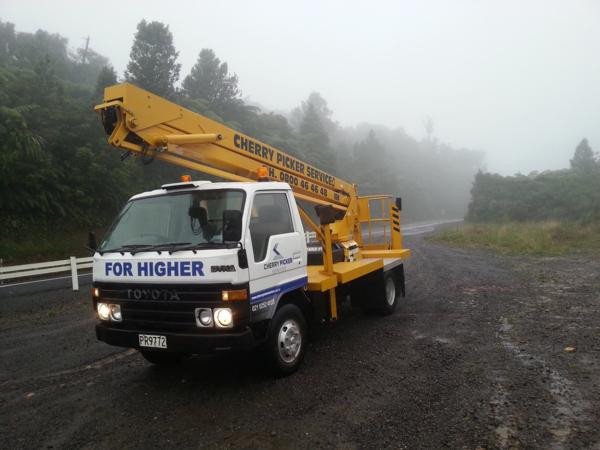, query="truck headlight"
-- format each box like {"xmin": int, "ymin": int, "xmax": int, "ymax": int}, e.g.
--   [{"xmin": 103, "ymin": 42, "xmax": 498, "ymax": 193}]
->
[
  {"xmin": 97, "ymin": 302, "xmax": 111, "ymax": 321},
  {"xmin": 195, "ymin": 308, "xmax": 213, "ymax": 327},
  {"xmin": 110, "ymin": 304, "xmax": 122, "ymax": 322},
  {"xmin": 214, "ymin": 308, "xmax": 233, "ymax": 328}
]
